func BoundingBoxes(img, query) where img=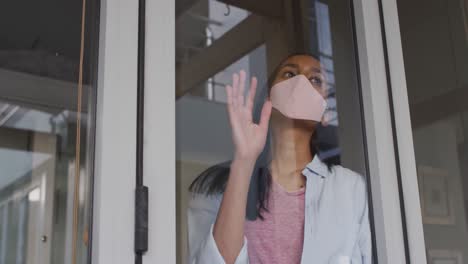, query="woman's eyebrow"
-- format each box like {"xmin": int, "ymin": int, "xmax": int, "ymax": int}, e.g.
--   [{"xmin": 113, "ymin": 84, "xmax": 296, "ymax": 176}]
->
[
  {"xmin": 280, "ymin": 63, "xmax": 300, "ymax": 70},
  {"xmin": 281, "ymin": 64, "xmax": 323, "ymax": 75},
  {"xmin": 310, "ymin": 67, "xmax": 322, "ymax": 74}
]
